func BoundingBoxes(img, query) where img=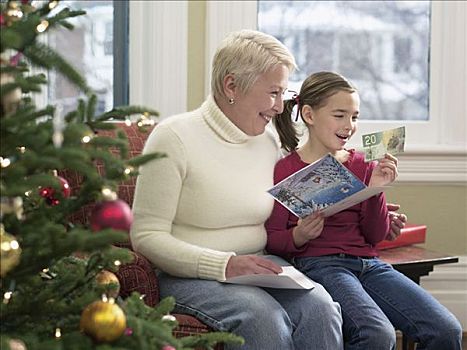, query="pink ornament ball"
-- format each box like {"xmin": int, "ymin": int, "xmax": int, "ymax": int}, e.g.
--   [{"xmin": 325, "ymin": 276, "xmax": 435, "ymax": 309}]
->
[{"xmin": 90, "ymin": 199, "xmax": 133, "ymax": 232}]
